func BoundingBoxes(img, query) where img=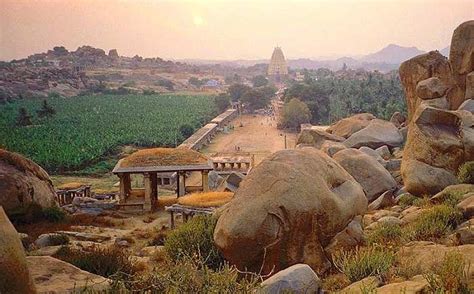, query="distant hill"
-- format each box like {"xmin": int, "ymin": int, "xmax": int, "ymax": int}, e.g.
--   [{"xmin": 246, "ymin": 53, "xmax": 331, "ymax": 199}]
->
[
  {"xmin": 361, "ymin": 44, "xmax": 425, "ymax": 64},
  {"xmin": 181, "ymin": 44, "xmax": 429, "ymax": 72},
  {"xmin": 440, "ymin": 46, "xmax": 450, "ymax": 57}
]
